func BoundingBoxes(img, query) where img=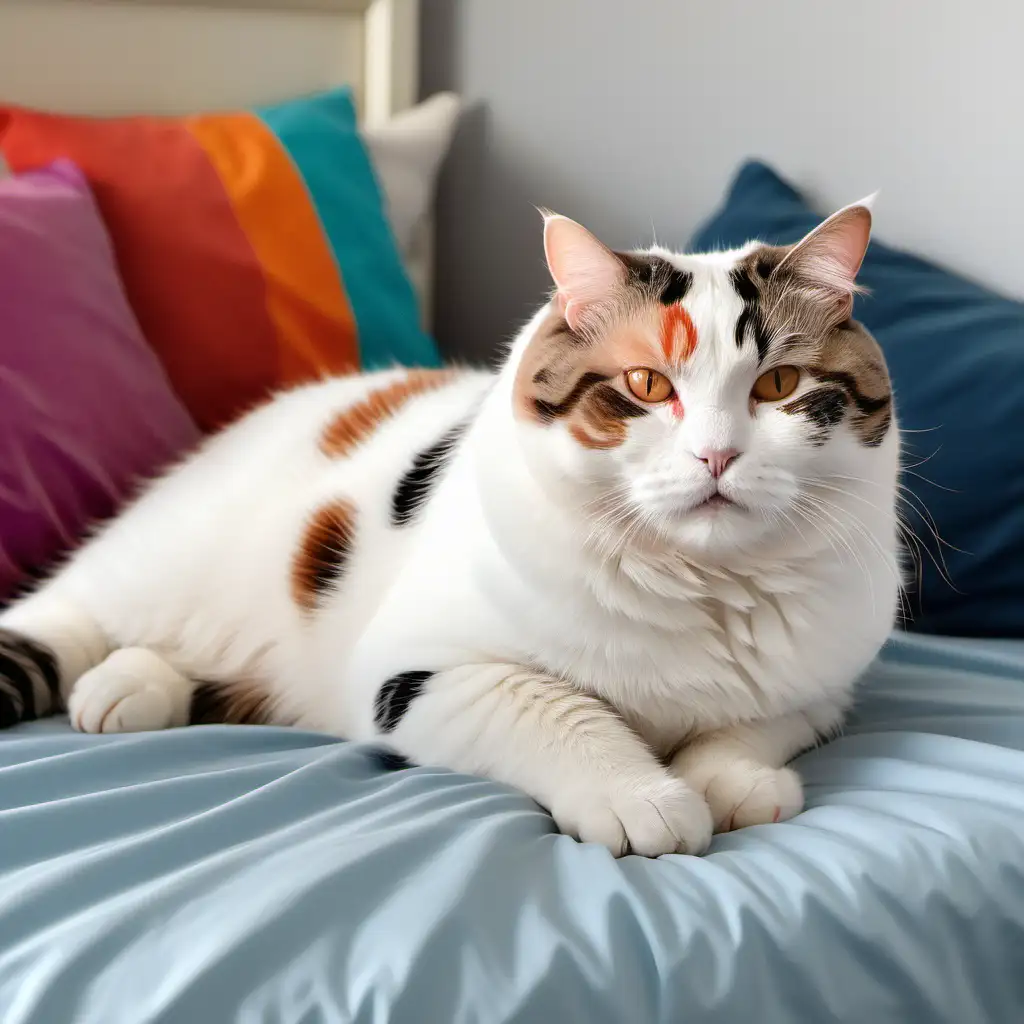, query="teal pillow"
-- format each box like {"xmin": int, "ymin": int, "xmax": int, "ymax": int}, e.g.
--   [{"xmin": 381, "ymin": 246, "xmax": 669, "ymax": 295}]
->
[{"xmin": 691, "ymin": 161, "xmax": 1024, "ymax": 637}]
